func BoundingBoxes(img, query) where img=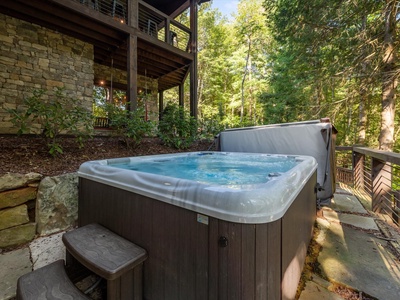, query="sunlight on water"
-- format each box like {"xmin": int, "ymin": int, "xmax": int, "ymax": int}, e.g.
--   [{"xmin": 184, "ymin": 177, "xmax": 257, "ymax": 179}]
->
[{"xmin": 111, "ymin": 153, "xmax": 300, "ymax": 185}]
